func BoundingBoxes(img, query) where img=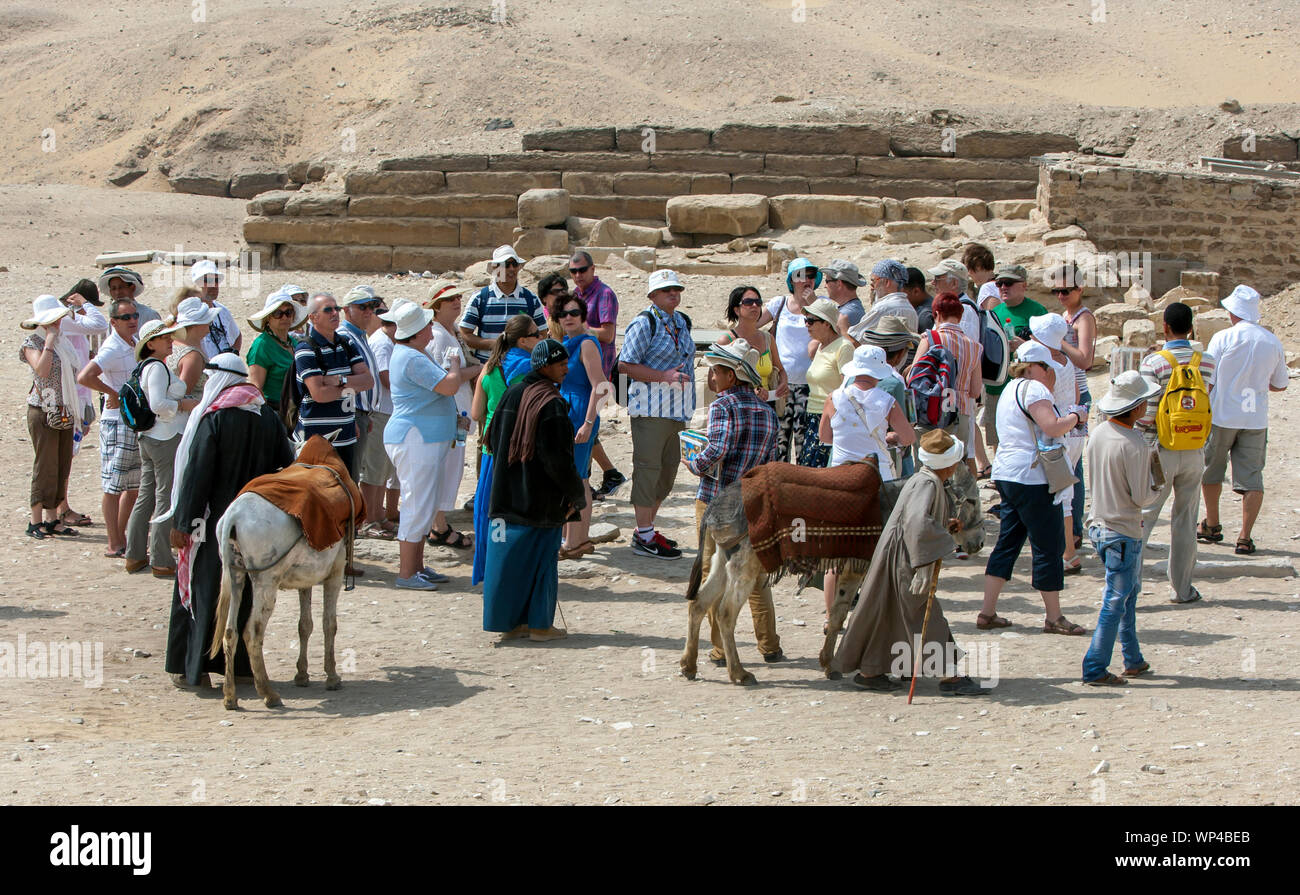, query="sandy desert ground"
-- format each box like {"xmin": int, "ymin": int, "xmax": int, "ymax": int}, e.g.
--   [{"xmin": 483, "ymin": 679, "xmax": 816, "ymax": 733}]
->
[{"xmin": 1, "ymin": 184, "xmax": 1298, "ymax": 805}]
